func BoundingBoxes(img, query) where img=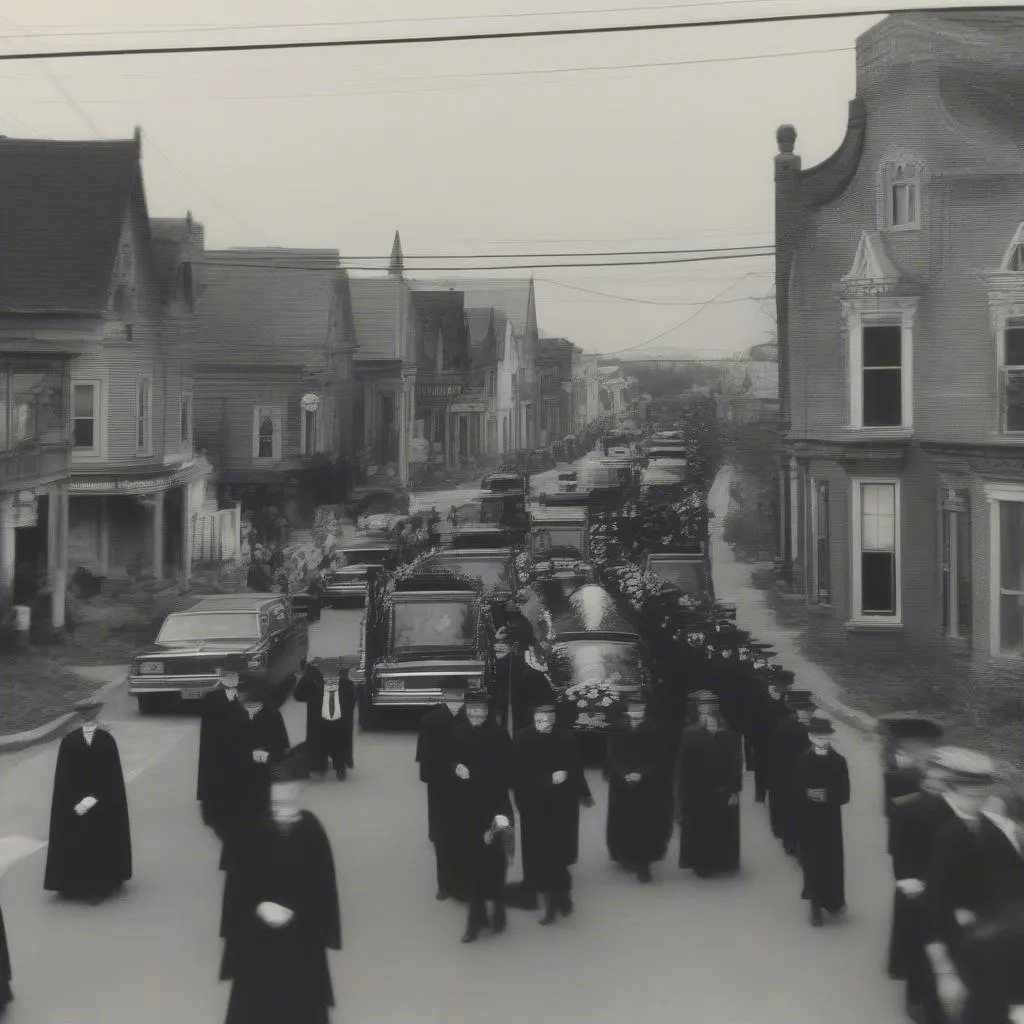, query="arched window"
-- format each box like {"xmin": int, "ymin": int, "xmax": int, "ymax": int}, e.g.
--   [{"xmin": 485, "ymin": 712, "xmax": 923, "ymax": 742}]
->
[
  {"xmin": 891, "ymin": 165, "xmax": 917, "ymax": 227},
  {"xmin": 258, "ymin": 416, "xmax": 274, "ymax": 458}
]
